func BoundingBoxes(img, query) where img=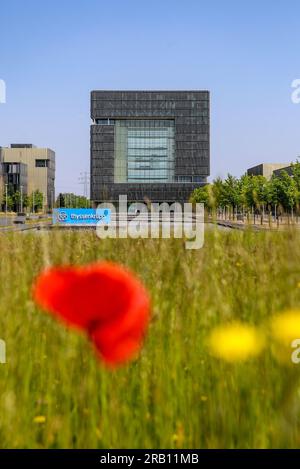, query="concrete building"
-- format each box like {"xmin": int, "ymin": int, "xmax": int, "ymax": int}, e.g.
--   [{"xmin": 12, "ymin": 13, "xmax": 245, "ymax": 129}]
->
[
  {"xmin": 272, "ymin": 165, "xmax": 294, "ymax": 177},
  {"xmin": 0, "ymin": 144, "xmax": 55, "ymax": 209},
  {"xmin": 90, "ymin": 90, "xmax": 210, "ymax": 203},
  {"xmin": 247, "ymin": 163, "xmax": 289, "ymax": 180}
]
